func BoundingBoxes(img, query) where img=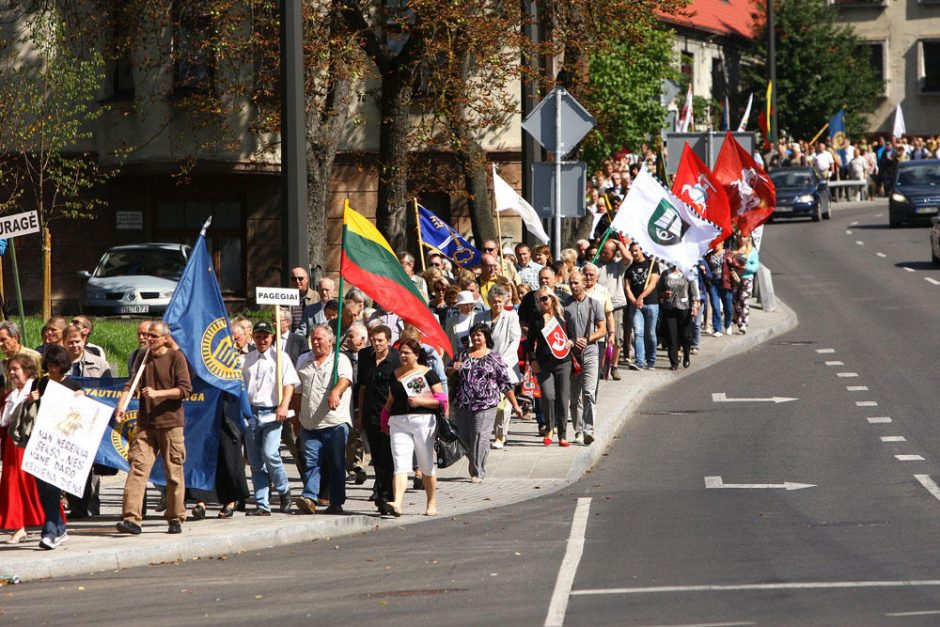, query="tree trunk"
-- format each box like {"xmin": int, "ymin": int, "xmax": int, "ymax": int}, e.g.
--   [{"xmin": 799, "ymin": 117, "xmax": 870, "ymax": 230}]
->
[
  {"xmin": 456, "ymin": 132, "xmax": 496, "ymax": 247},
  {"xmin": 375, "ymin": 62, "xmax": 414, "ymax": 253},
  {"xmin": 42, "ymin": 226, "xmax": 51, "ymax": 319}
]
